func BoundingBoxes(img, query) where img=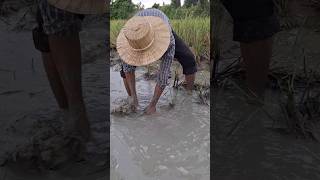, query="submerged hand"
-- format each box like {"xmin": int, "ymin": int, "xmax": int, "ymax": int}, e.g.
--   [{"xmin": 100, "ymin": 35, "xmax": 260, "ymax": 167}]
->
[
  {"xmin": 128, "ymin": 96, "xmax": 139, "ymax": 112},
  {"xmin": 144, "ymin": 105, "xmax": 156, "ymax": 115}
]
